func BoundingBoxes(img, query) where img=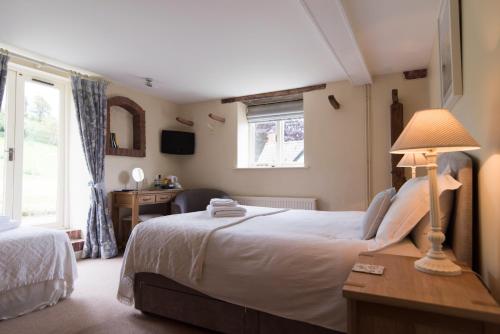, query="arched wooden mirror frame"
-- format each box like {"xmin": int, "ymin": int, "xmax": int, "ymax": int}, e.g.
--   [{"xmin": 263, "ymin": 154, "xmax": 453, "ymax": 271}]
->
[{"xmin": 106, "ymin": 96, "xmax": 146, "ymax": 157}]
